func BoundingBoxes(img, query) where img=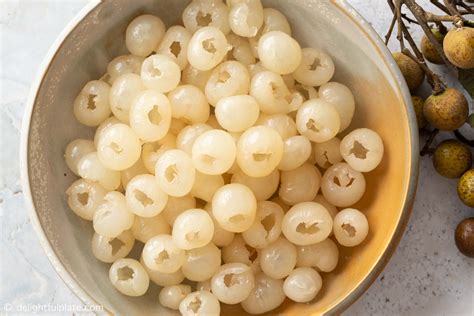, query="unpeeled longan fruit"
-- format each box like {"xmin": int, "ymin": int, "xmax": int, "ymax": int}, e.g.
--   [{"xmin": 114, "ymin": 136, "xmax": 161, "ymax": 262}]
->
[
  {"xmin": 423, "ymin": 88, "xmax": 468, "ymax": 131},
  {"xmin": 443, "ymin": 27, "xmax": 474, "ymax": 69},
  {"xmin": 421, "ymin": 28, "xmax": 445, "ymax": 65},
  {"xmin": 392, "ymin": 52, "xmax": 425, "ymax": 92}
]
